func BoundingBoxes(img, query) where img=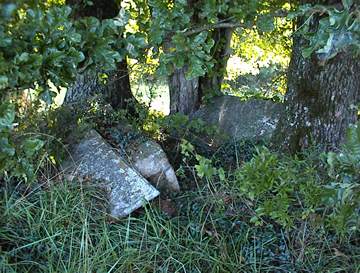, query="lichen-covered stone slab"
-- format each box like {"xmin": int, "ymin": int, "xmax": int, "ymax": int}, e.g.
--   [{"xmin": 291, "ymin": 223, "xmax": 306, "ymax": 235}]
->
[
  {"xmin": 64, "ymin": 129, "xmax": 159, "ymax": 217},
  {"xmin": 191, "ymin": 96, "xmax": 284, "ymax": 146}
]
